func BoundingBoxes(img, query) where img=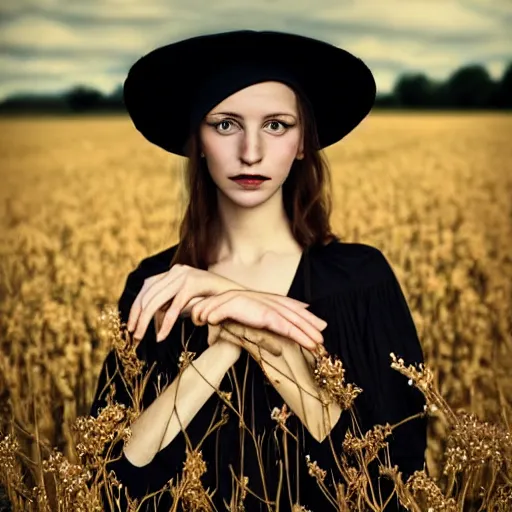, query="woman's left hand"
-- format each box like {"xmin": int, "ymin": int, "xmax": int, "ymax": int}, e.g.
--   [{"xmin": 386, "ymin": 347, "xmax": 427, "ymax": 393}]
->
[{"xmin": 189, "ymin": 289, "xmax": 327, "ymax": 352}]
